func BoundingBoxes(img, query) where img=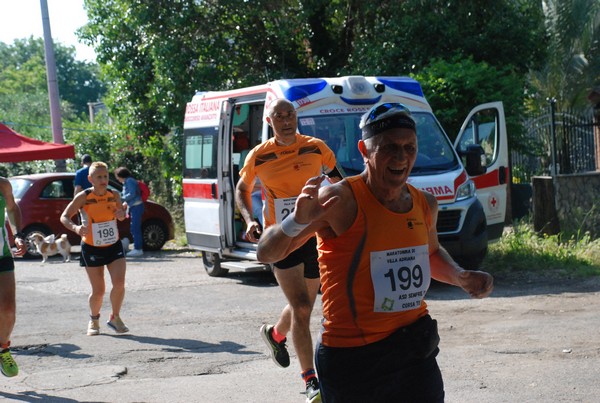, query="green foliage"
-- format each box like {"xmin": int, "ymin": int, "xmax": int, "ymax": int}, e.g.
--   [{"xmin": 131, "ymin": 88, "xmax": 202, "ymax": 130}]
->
[
  {"xmin": 412, "ymin": 57, "xmax": 528, "ymax": 151},
  {"xmin": 527, "ymin": 0, "xmax": 600, "ymax": 112},
  {"xmin": 347, "ymin": 0, "xmax": 547, "ymax": 76},
  {"xmin": 559, "ymin": 204, "xmax": 600, "ymax": 240},
  {"xmin": 485, "ymin": 221, "xmax": 600, "ymax": 278},
  {"xmin": 79, "ymin": 0, "xmax": 547, "ymax": 139},
  {"xmin": 0, "ymin": 38, "xmax": 105, "ymax": 117}
]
